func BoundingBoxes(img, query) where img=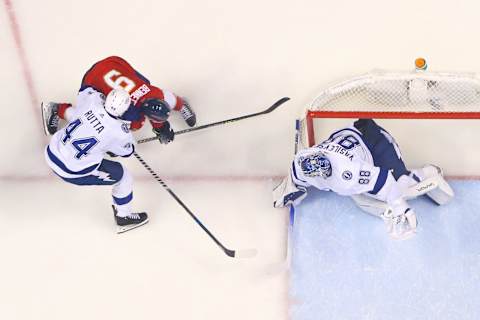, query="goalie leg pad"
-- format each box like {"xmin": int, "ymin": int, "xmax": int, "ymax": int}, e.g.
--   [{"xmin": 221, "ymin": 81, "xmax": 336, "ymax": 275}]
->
[
  {"xmin": 350, "ymin": 194, "xmax": 388, "ymax": 218},
  {"xmin": 409, "ymin": 165, "xmax": 454, "ymax": 205},
  {"xmin": 352, "ymin": 195, "xmax": 417, "ymax": 240},
  {"xmin": 273, "ymin": 174, "xmax": 307, "ymax": 208}
]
